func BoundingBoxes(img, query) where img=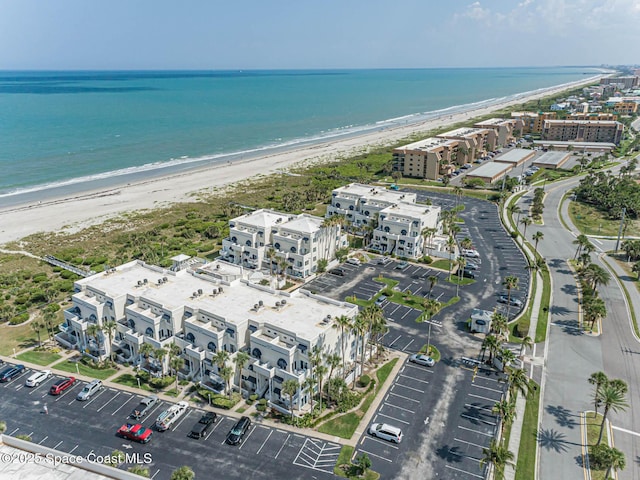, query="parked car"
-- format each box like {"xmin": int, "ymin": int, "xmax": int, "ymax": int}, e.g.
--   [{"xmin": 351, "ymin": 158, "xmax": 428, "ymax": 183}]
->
[
  {"xmin": 130, "ymin": 395, "xmax": 159, "ymax": 420},
  {"xmin": 461, "ymin": 163, "xmax": 472, "ymax": 169},
  {"xmin": 25, "ymin": 369, "xmax": 52, "ymax": 387},
  {"xmin": 189, "ymin": 412, "xmax": 218, "ymax": 439},
  {"xmin": 155, "ymin": 401, "xmax": 189, "ymax": 431},
  {"xmin": 377, "ymin": 257, "xmax": 391, "ymax": 265},
  {"xmin": 117, "ymin": 423, "xmax": 153, "ymax": 444},
  {"xmin": 465, "ymin": 262, "xmax": 479, "ymax": 270},
  {"xmin": 76, "ymin": 379, "xmax": 102, "ymax": 401},
  {"xmin": 368, "ymin": 423, "xmax": 403, "ymax": 443},
  {"xmin": 462, "ymin": 269, "xmax": 476, "ymax": 279},
  {"xmin": 346, "ymin": 258, "xmax": 361, "ymax": 266},
  {"xmin": 0, "ymin": 364, "xmax": 25, "ymax": 383},
  {"xmin": 375, "ymin": 295, "xmax": 388, "ymax": 307},
  {"xmin": 395, "ymin": 261, "xmax": 409, "ymax": 270},
  {"xmin": 226, "ymin": 416, "xmax": 252, "ymax": 445},
  {"xmin": 461, "ymin": 249, "xmax": 480, "ymax": 258},
  {"xmin": 49, "ymin": 377, "xmax": 76, "ymax": 395},
  {"xmin": 474, "ymin": 159, "xmax": 482, "ymax": 164},
  {"xmin": 409, "ymin": 354, "xmax": 435, "ymax": 367},
  {"xmin": 329, "ymin": 268, "xmax": 346, "ymax": 276},
  {"xmin": 498, "ymin": 295, "xmax": 523, "ymax": 307}
]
